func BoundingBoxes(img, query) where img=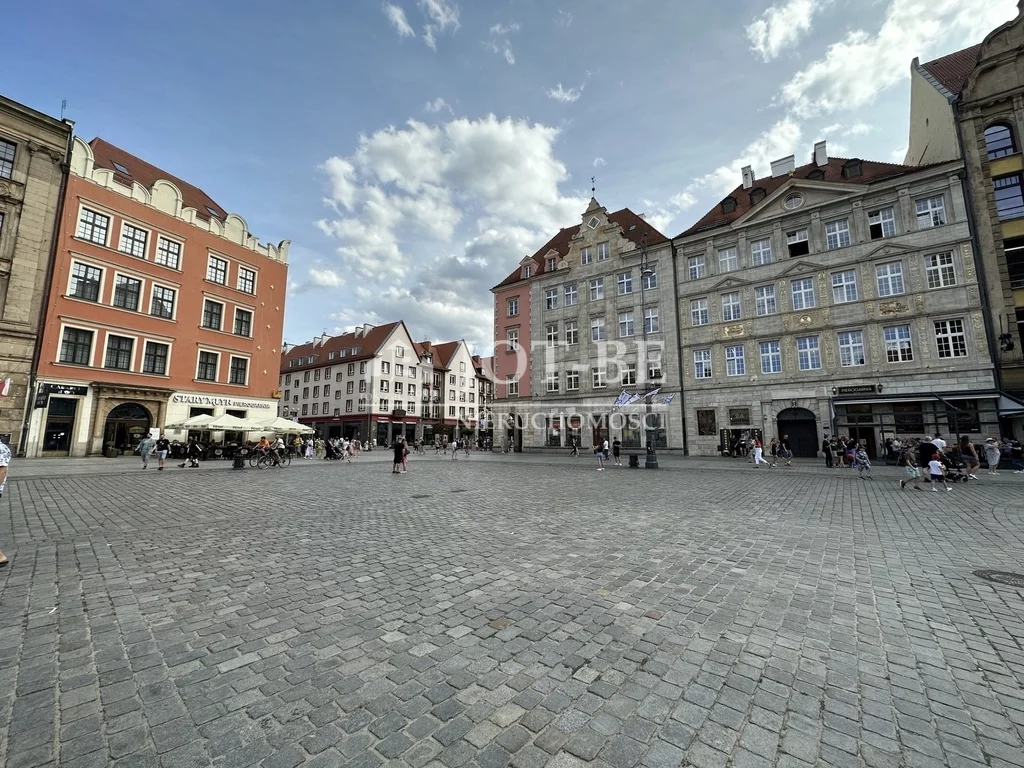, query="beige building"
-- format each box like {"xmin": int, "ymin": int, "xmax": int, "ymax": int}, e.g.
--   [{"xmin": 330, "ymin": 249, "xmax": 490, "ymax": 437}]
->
[
  {"xmin": 674, "ymin": 142, "xmax": 998, "ymax": 457},
  {"xmin": 0, "ymin": 95, "xmax": 72, "ymax": 454},
  {"xmin": 521, "ymin": 198, "xmax": 680, "ymax": 452}
]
